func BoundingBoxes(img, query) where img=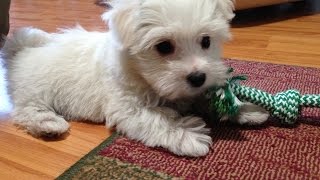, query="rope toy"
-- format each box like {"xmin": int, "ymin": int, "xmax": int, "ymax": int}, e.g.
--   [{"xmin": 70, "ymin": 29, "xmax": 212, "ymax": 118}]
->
[{"xmin": 207, "ymin": 68, "xmax": 320, "ymax": 125}]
